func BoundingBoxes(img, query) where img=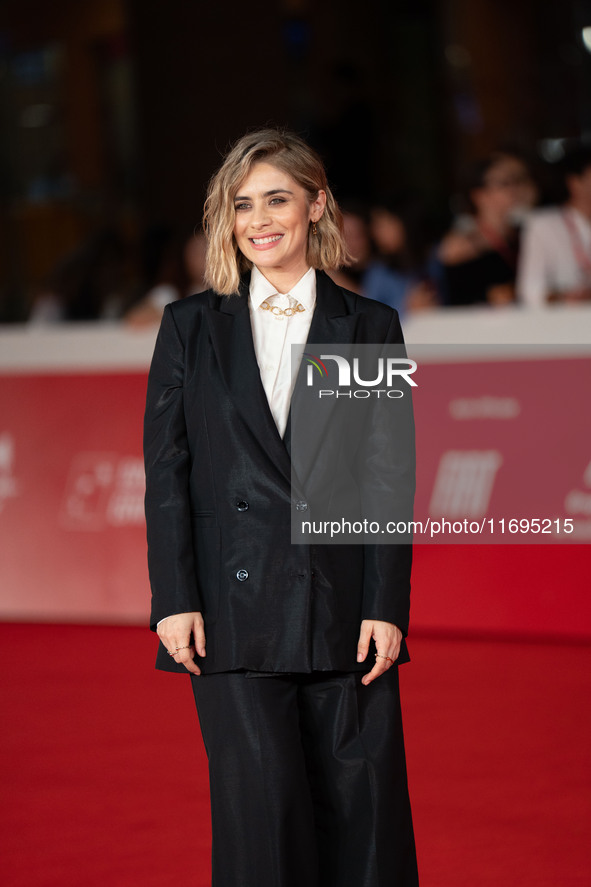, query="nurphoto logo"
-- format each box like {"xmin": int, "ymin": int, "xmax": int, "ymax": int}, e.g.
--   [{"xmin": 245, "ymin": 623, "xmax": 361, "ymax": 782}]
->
[{"xmin": 304, "ymin": 352, "xmax": 418, "ymax": 399}]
